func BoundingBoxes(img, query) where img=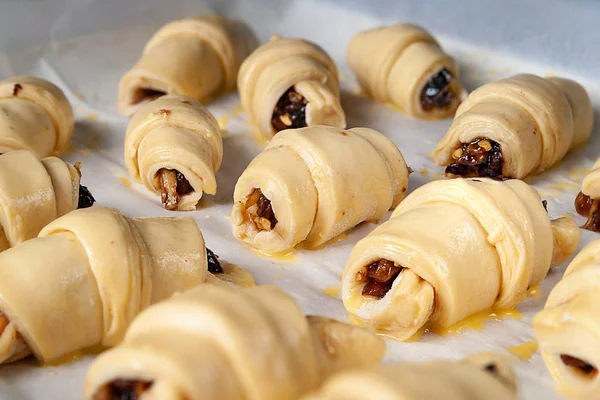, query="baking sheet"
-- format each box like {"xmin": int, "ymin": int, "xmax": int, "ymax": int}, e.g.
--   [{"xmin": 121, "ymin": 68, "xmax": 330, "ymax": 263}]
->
[{"xmin": 1, "ymin": 0, "xmax": 600, "ymax": 398}]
